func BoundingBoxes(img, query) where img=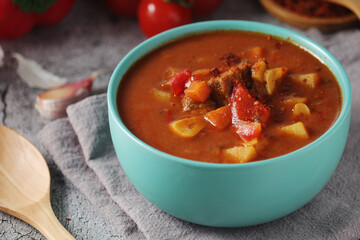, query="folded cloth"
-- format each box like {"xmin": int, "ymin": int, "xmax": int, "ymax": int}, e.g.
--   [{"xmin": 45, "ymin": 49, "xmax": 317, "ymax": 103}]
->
[{"xmin": 38, "ymin": 29, "xmax": 360, "ymax": 240}]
